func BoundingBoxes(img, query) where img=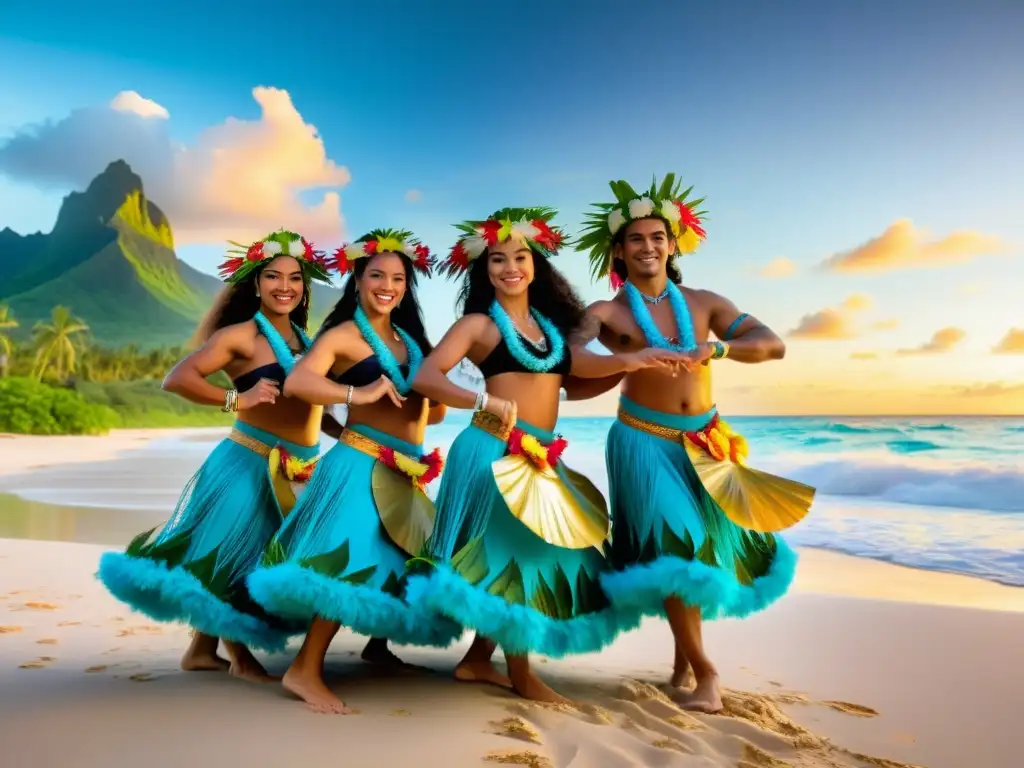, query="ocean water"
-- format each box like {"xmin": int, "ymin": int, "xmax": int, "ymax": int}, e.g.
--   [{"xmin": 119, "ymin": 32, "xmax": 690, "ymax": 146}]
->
[{"xmin": 417, "ymin": 413, "xmax": 1024, "ymax": 588}]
